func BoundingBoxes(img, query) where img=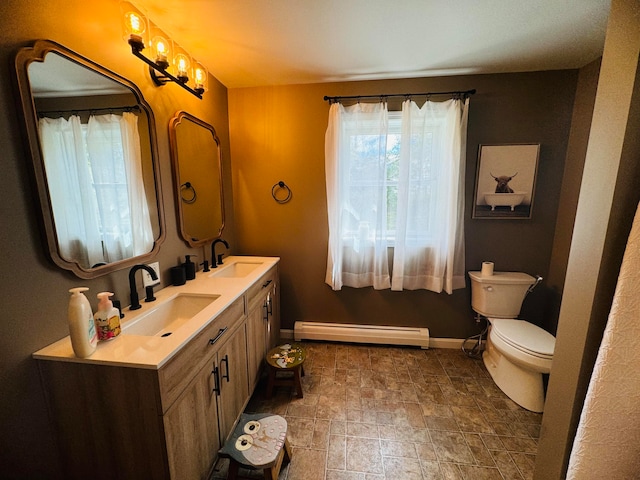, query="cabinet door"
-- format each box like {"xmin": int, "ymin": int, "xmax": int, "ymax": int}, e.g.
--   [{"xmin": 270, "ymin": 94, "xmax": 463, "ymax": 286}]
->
[
  {"xmin": 267, "ymin": 281, "xmax": 280, "ymax": 350},
  {"xmin": 216, "ymin": 324, "xmax": 249, "ymax": 441},
  {"xmin": 246, "ymin": 296, "xmax": 267, "ymax": 389},
  {"xmin": 163, "ymin": 359, "xmax": 221, "ymax": 480}
]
